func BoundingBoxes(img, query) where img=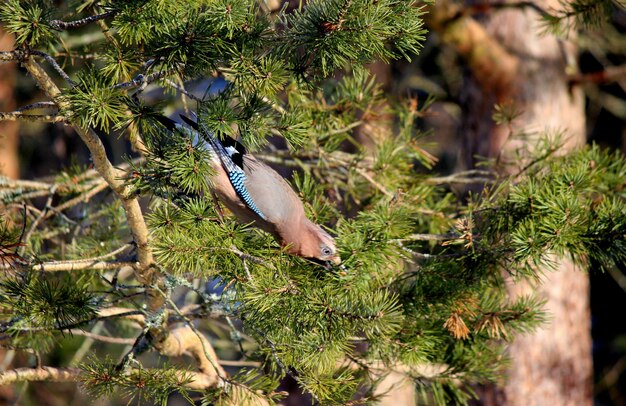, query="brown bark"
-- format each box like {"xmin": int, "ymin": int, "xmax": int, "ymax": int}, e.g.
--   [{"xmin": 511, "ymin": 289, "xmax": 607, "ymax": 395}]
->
[
  {"xmin": 433, "ymin": 1, "xmax": 592, "ymax": 405},
  {"xmin": 0, "ymin": 29, "xmax": 19, "ymax": 179}
]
